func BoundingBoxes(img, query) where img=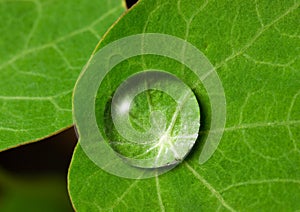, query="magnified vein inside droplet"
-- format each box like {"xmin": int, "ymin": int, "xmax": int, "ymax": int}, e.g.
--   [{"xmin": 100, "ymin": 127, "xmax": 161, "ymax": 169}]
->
[{"xmin": 104, "ymin": 70, "xmax": 200, "ymax": 169}]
